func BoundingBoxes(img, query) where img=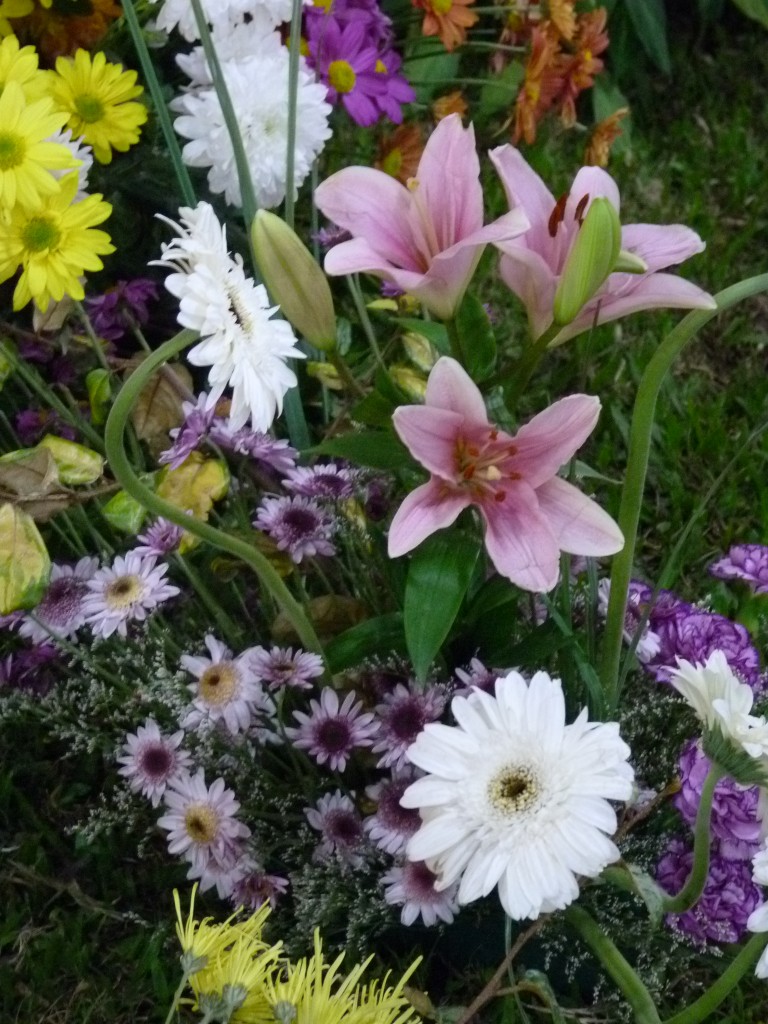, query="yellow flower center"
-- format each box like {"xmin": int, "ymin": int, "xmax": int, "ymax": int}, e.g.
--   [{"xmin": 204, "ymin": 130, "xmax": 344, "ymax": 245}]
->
[
  {"xmin": 0, "ymin": 130, "xmax": 25, "ymax": 170},
  {"xmin": 74, "ymin": 93, "xmax": 106, "ymax": 124},
  {"xmin": 199, "ymin": 663, "xmax": 238, "ymax": 706},
  {"xmin": 21, "ymin": 215, "xmax": 61, "ymax": 254},
  {"xmin": 453, "ymin": 430, "xmax": 520, "ymax": 503},
  {"xmin": 375, "ymin": 58, "xmax": 387, "ymax": 74},
  {"xmin": 328, "ymin": 59, "xmax": 356, "ymax": 94},
  {"xmin": 104, "ymin": 574, "xmax": 144, "ymax": 609},
  {"xmin": 488, "ymin": 765, "xmax": 540, "ymax": 815},
  {"xmin": 431, "ymin": 0, "xmax": 453, "ymax": 15},
  {"xmin": 184, "ymin": 804, "xmax": 219, "ymax": 844}
]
